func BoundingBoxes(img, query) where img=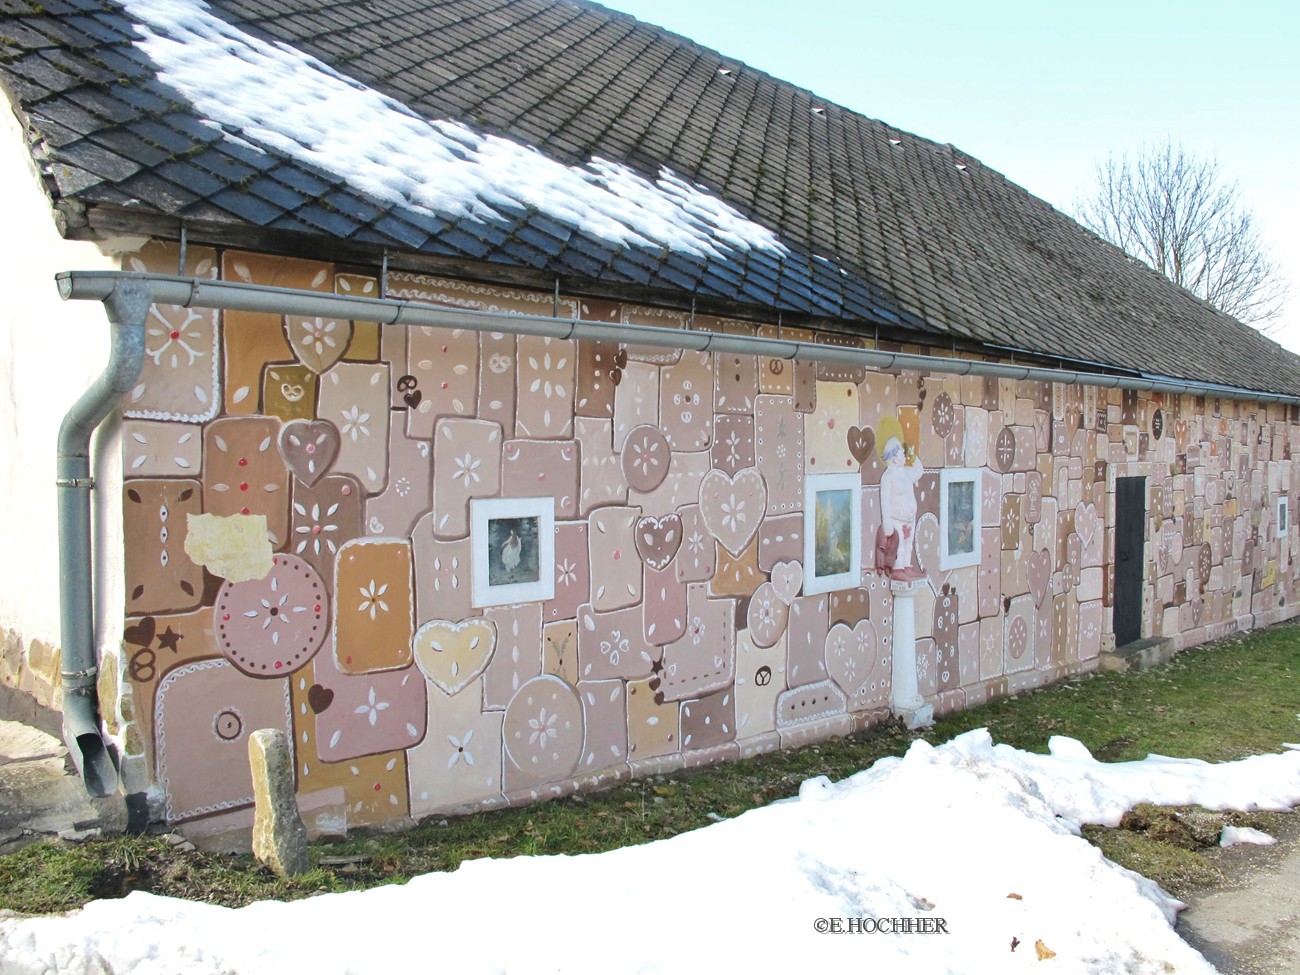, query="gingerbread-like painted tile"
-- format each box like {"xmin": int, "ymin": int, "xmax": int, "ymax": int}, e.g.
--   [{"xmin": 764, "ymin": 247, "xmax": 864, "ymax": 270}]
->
[
  {"xmin": 223, "ymin": 252, "xmax": 330, "ymax": 415},
  {"xmin": 123, "ymin": 421, "xmax": 202, "ymax": 478},
  {"xmin": 734, "ymin": 629, "xmax": 785, "ymax": 740},
  {"xmin": 543, "ymin": 522, "xmax": 590, "ymax": 623},
  {"xmin": 712, "ymin": 415, "xmax": 756, "ymax": 476},
  {"xmin": 576, "ymin": 340, "xmax": 620, "ymax": 419},
  {"xmin": 659, "ymin": 584, "xmax": 734, "ymax": 702},
  {"xmin": 978, "ymin": 528, "xmax": 1001, "ymax": 618},
  {"xmin": 482, "ymin": 603, "xmax": 544, "ymax": 710},
  {"xmin": 543, "ymin": 619, "xmax": 580, "ymax": 684},
  {"xmin": 794, "ymin": 360, "xmax": 818, "ymax": 413},
  {"xmin": 413, "ymin": 616, "xmax": 497, "ymax": 696},
  {"xmin": 786, "ymin": 594, "xmax": 830, "ymax": 688},
  {"xmin": 502, "ymin": 675, "xmax": 584, "ymax": 789},
  {"xmin": 333, "ymin": 539, "xmax": 413, "ymax": 674},
  {"xmin": 635, "ymin": 514, "xmax": 683, "ymax": 573},
  {"xmin": 805, "ymin": 382, "xmax": 859, "ymax": 473},
  {"xmin": 675, "ymin": 506, "xmax": 717, "ymax": 583},
  {"xmin": 405, "ymin": 326, "xmax": 478, "ymax": 438},
  {"xmin": 278, "ymin": 418, "xmax": 341, "ymax": 489},
  {"xmin": 625, "ymin": 676, "xmax": 680, "ymax": 760},
  {"xmin": 1003, "ymin": 594, "xmax": 1035, "ymax": 673},
  {"xmin": 681, "ymin": 689, "xmax": 735, "ymax": 751},
  {"xmin": 620, "ymin": 425, "xmax": 671, "ymax": 493},
  {"xmin": 286, "ymin": 314, "xmax": 352, "ymax": 375},
  {"xmin": 932, "ymin": 584, "xmax": 960, "ymax": 692},
  {"xmin": 516, "ymin": 336, "xmax": 575, "ymax": 439},
  {"xmin": 1001, "ymin": 494, "xmax": 1023, "ymax": 550},
  {"xmin": 711, "ymin": 539, "xmax": 764, "ymax": 597},
  {"xmin": 124, "ymin": 479, "xmax": 205, "ymax": 615},
  {"xmin": 502, "ymin": 440, "xmax": 580, "ymax": 519},
  {"xmin": 156, "ymin": 657, "xmax": 290, "ymax": 821},
  {"xmin": 577, "ymin": 678, "xmax": 628, "ymax": 774},
  {"xmin": 758, "ymin": 514, "xmax": 804, "ymax": 571},
  {"xmin": 408, "ymin": 678, "xmax": 505, "ymax": 817},
  {"xmin": 309, "ymin": 645, "xmax": 427, "ymax": 763},
  {"xmin": 334, "ymin": 273, "xmax": 380, "ymax": 361},
  {"xmin": 318, "ymin": 363, "xmax": 391, "ymax": 495},
  {"xmin": 747, "ymin": 581, "xmax": 789, "ymax": 648},
  {"xmin": 698, "ymin": 468, "xmax": 766, "ymax": 556},
  {"xmin": 913, "ymin": 512, "xmax": 941, "ymax": 579},
  {"xmin": 589, "ymin": 507, "xmax": 642, "ymax": 611},
  {"xmin": 203, "ymin": 416, "xmax": 290, "ymax": 547},
  {"xmin": 612, "ymin": 362, "xmax": 660, "ymax": 452},
  {"xmin": 1075, "ymin": 502, "xmax": 1104, "ymax": 566},
  {"xmin": 411, "ymin": 517, "xmax": 476, "ymax": 625},
  {"xmin": 643, "ymin": 564, "xmax": 687, "ymax": 647},
  {"xmin": 1078, "ymin": 599, "xmax": 1103, "ymax": 660},
  {"xmin": 632, "ymin": 448, "xmax": 711, "ymax": 518},
  {"xmin": 261, "ymin": 362, "xmax": 319, "ymax": 423},
  {"xmin": 125, "ymin": 244, "xmax": 221, "ymax": 422},
  {"xmin": 432, "ymin": 418, "xmax": 503, "ymax": 539},
  {"xmin": 214, "ymin": 553, "xmax": 327, "ymax": 677},
  {"xmin": 577, "ymin": 603, "xmax": 656, "ymax": 681},
  {"xmin": 713, "ymin": 344, "xmax": 758, "ymax": 416},
  {"xmin": 364, "ymin": 424, "xmax": 432, "ymax": 539},
  {"xmin": 575, "ymin": 418, "xmax": 627, "ymax": 515},
  {"xmin": 661, "ymin": 351, "xmax": 714, "ymax": 450},
  {"xmin": 814, "ymin": 333, "xmax": 867, "ymax": 384},
  {"xmin": 478, "ymin": 330, "xmax": 518, "ymax": 437},
  {"xmin": 775, "ymin": 679, "xmax": 846, "ymax": 730},
  {"xmin": 824, "ymin": 620, "xmax": 889, "ymax": 710},
  {"xmin": 756, "ymin": 324, "xmax": 804, "ymax": 394},
  {"xmin": 289, "ymin": 473, "xmax": 364, "ymax": 583},
  {"xmin": 830, "ymin": 587, "xmax": 870, "ymax": 627},
  {"xmin": 755, "ymin": 395, "xmax": 804, "ymax": 514},
  {"xmin": 622, "ymin": 305, "xmax": 686, "ymax": 364}
]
